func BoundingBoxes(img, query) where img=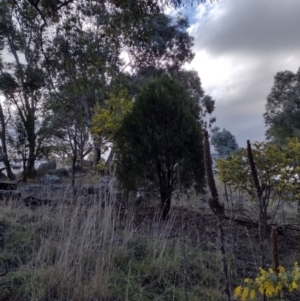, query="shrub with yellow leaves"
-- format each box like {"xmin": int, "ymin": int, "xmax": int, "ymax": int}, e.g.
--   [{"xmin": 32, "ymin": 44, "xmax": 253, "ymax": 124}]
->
[
  {"xmin": 91, "ymin": 87, "xmax": 133, "ymax": 145},
  {"xmin": 218, "ymin": 138, "xmax": 300, "ymax": 206},
  {"xmin": 234, "ymin": 263, "xmax": 300, "ymax": 300}
]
